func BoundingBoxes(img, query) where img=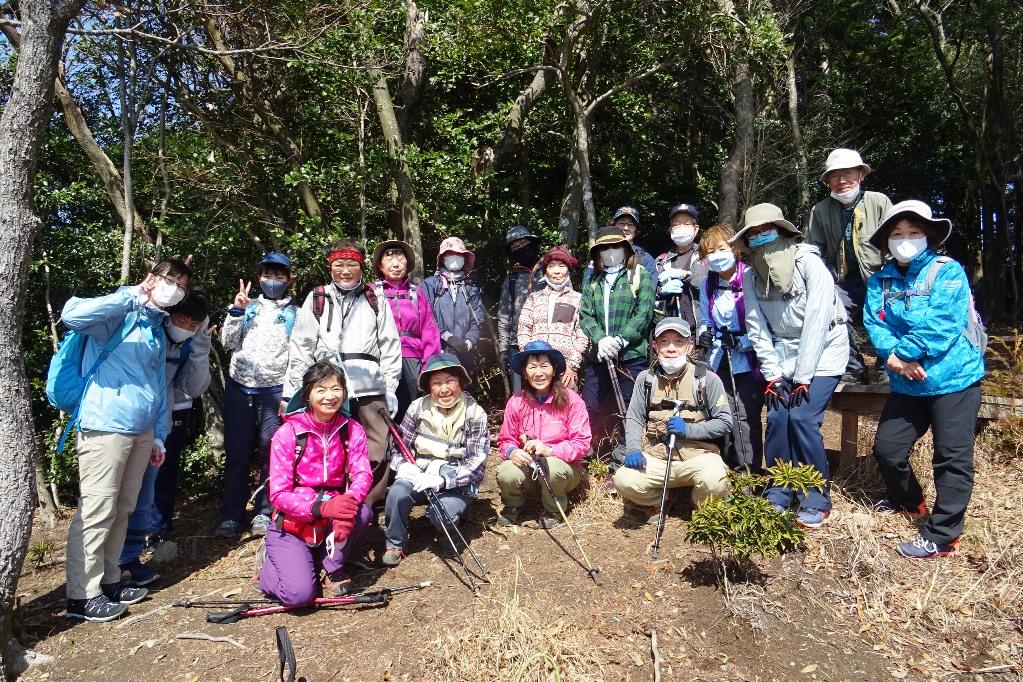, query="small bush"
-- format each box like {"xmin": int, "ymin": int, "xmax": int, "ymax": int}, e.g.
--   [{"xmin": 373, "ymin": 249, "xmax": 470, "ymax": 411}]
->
[{"xmin": 178, "ymin": 433, "xmax": 223, "ymax": 497}]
